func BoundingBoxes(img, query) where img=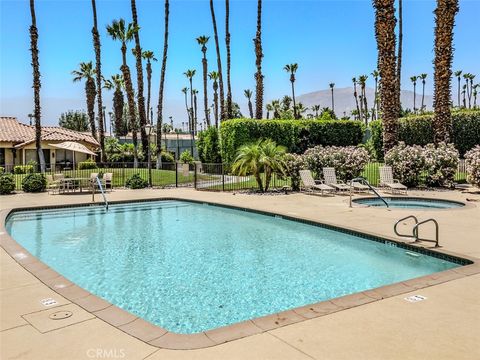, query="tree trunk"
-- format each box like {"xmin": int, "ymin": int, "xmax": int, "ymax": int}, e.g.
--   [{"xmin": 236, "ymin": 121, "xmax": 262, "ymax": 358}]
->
[
  {"xmin": 121, "ymin": 43, "xmax": 138, "ymax": 167},
  {"xmin": 353, "ymin": 82, "xmax": 361, "ymax": 120},
  {"xmin": 362, "ymin": 84, "xmax": 368, "ymax": 125},
  {"xmin": 264, "ymin": 167, "xmax": 272, "ymax": 192},
  {"xmin": 213, "ymin": 85, "xmax": 219, "ymax": 127},
  {"xmin": 374, "ymin": 0, "xmax": 398, "ymax": 154},
  {"xmin": 421, "ymin": 81, "xmax": 425, "ymax": 112},
  {"xmin": 225, "ymin": 0, "xmax": 233, "ymax": 120},
  {"xmin": 157, "ymin": 0, "xmax": 169, "ymax": 169},
  {"xmin": 413, "ymin": 83, "xmax": 416, "ymax": 112},
  {"xmin": 248, "ymin": 99, "xmax": 254, "ymax": 119},
  {"xmin": 113, "ymin": 88, "xmax": 125, "ymax": 136},
  {"xmin": 86, "ymin": 78, "xmax": 97, "ymax": 140},
  {"xmin": 202, "ymin": 49, "xmax": 210, "ymax": 127},
  {"xmin": 91, "ymin": 0, "xmax": 104, "ymax": 161},
  {"xmin": 396, "ymin": 0, "xmax": 403, "ymax": 117},
  {"xmin": 210, "ymin": 0, "xmax": 225, "ymax": 122},
  {"xmin": 254, "ymin": 0, "xmax": 264, "ymax": 119},
  {"xmin": 291, "ymin": 80, "xmax": 297, "ymax": 119},
  {"xmin": 131, "ymin": 0, "xmax": 148, "ymax": 152},
  {"xmin": 146, "ymin": 60, "xmax": 152, "ymax": 124},
  {"xmin": 457, "ymin": 77, "xmax": 461, "ymax": 107},
  {"xmin": 254, "ymin": 172, "xmax": 264, "ymax": 192},
  {"xmin": 433, "ymin": 0, "xmax": 458, "ymax": 144},
  {"xmin": 331, "ymin": 88, "xmax": 335, "ymax": 114}
]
